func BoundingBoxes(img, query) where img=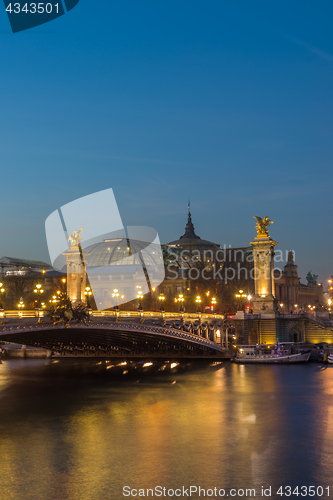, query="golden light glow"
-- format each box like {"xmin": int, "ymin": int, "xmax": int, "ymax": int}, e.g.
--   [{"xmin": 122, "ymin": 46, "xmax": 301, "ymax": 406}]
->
[{"xmin": 143, "ymin": 362, "xmax": 153, "ymax": 367}]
